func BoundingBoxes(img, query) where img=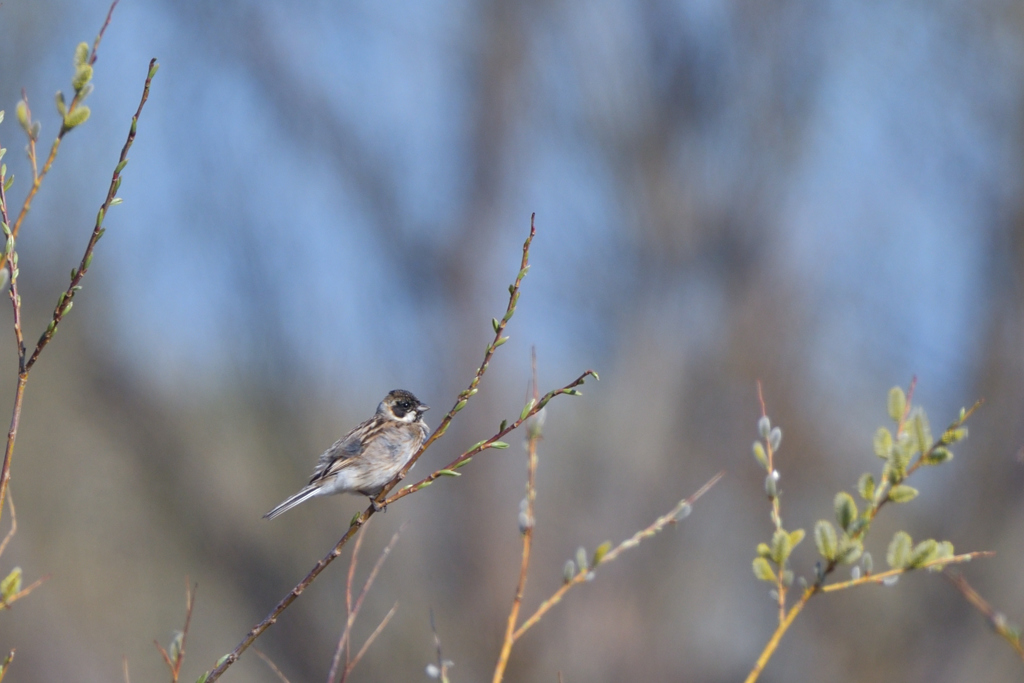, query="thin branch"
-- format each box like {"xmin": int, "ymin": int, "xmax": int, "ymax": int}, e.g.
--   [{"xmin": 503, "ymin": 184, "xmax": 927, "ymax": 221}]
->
[
  {"xmin": 492, "ymin": 351, "xmax": 541, "ymax": 683},
  {"xmin": 511, "ymin": 471, "xmax": 724, "ymax": 642},
  {"xmin": 252, "ymin": 649, "xmax": 292, "ymax": 683},
  {"xmin": 154, "ymin": 580, "xmax": 197, "ymax": 683},
  {"xmin": 0, "ymin": 574, "xmax": 49, "ymax": 610},
  {"xmin": 0, "ymin": 57, "xmax": 158, "ymax": 530},
  {"xmin": 342, "ymin": 523, "xmax": 369, "ymax": 673},
  {"xmin": 374, "ymin": 214, "xmax": 537, "ymax": 509},
  {"xmin": 2, "ymin": 0, "xmax": 121, "ymax": 271},
  {"xmin": 945, "ymin": 569, "xmax": 1024, "ymax": 662},
  {"xmin": 0, "ymin": 491, "xmax": 17, "ymax": 559},
  {"xmin": 329, "ymin": 522, "xmax": 403, "ymax": 683},
  {"xmin": 0, "ymin": 650, "xmax": 14, "ymax": 683},
  {"xmin": 345, "ymin": 602, "xmax": 398, "ymax": 678},
  {"xmin": 743, "ymin": 551, "xmax": 993, "ymax": 683},
  {"xmin": 122, "ymin": 655, "xmax": 130, "ymax": 683}
]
